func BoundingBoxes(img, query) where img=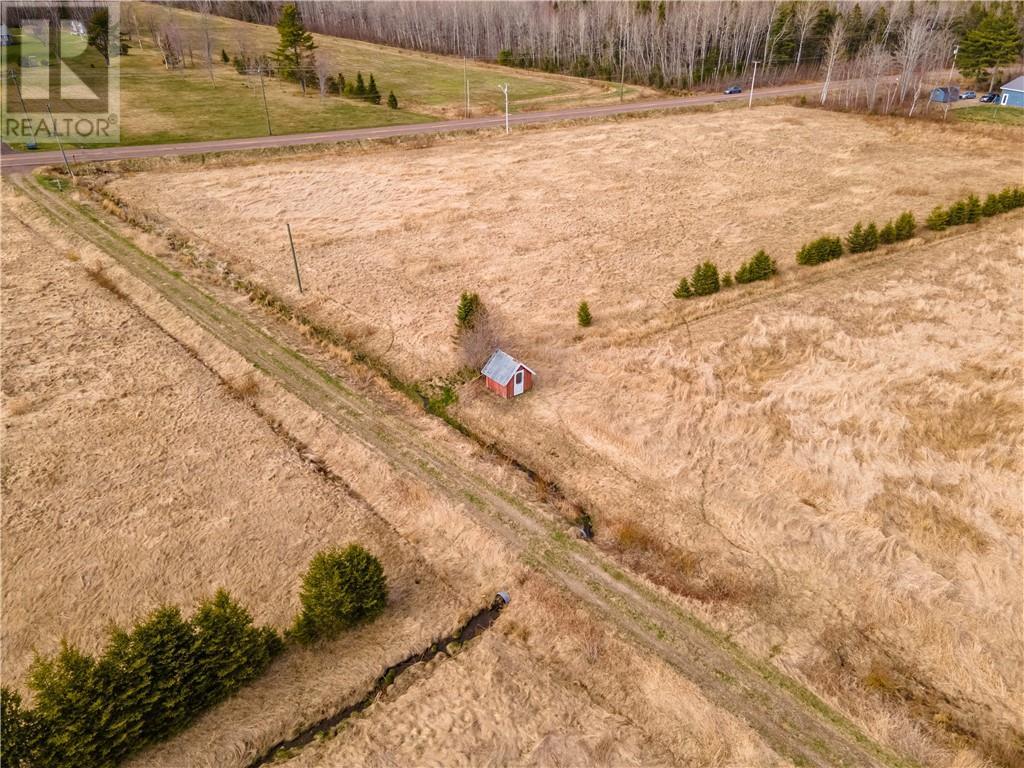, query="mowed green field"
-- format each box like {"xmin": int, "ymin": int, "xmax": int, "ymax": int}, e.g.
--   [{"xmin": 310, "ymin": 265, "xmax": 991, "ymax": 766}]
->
[
  {"xmin": 2, "ymin": 2, "xmax": 643, "ymax": 149},
  {"xmin": 955, "ymin": 104, "xmax": 1024, "ymax": 126}
]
